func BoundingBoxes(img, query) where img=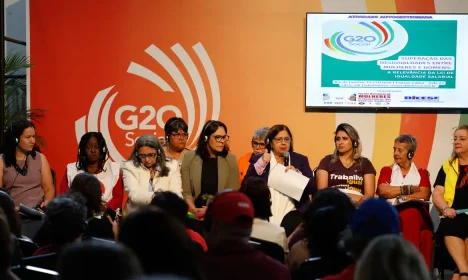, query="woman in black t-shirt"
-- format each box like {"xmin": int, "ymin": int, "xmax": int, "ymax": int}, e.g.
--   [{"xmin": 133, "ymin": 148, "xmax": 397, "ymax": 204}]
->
[
  {"xmin": 316, "ymin": 123, "xmax": 376, "ymax": 206},
  {"xmin": 433, "ymin": 125, "xmax": 468, "ymax": 279}
]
